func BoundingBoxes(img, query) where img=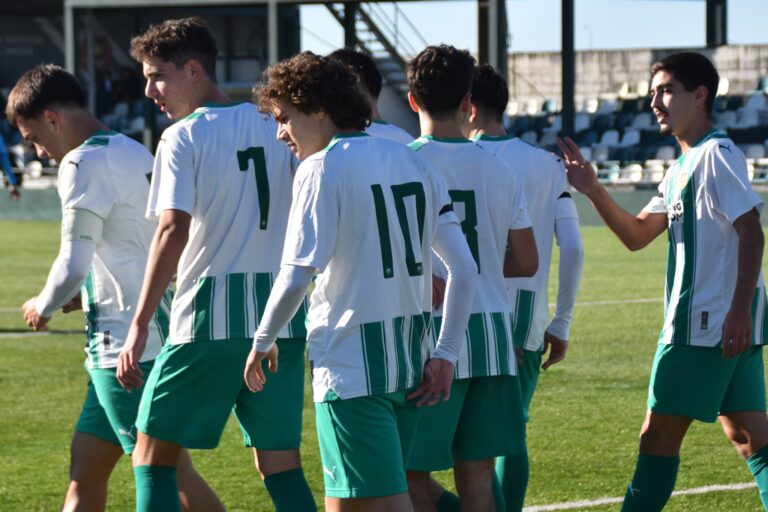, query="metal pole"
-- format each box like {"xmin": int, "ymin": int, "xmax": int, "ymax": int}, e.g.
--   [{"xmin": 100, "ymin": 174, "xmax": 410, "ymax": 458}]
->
[
  {"xmin": 561, "ymin": 0, "xmax": 575, "ymax": 138},
  {"xmin": 268, "ymin": 0, "xmax": 279, "ymax": 65},
  {"xmin": 706, "ymin": 0, "xmax": 727, "ymax": 48},
  {"xmin": 85, "ymin": 10, "xmax": 96, "ymax": 115},
  {"xmin": 344, "ymin": 3, "xmax": 357, "ymax": 48},
  {"xmin": 64, "ymin": 1, "xmax": 76, "ymax": 74}
]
